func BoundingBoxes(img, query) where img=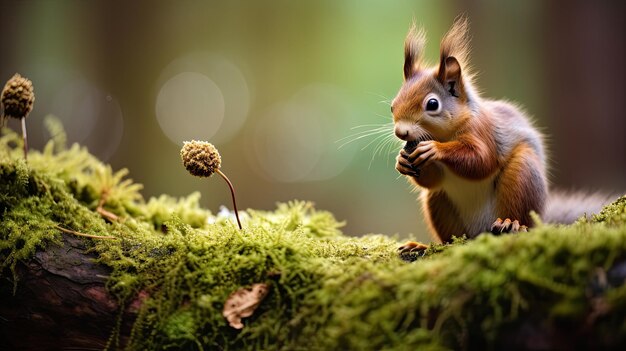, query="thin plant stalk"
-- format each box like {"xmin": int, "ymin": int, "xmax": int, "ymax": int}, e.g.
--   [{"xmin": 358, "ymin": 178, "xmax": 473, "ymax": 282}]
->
[
  {"xmin": 21, "ymin": 117, "xmax": 28, "ymax": 160},
  {"xmin": 55, "ymin": 224, "xmax": 118, "ymax": 240},
  {"xmin": 216, "ymin": 169, "xmax": 242, "ymax": 230}
]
